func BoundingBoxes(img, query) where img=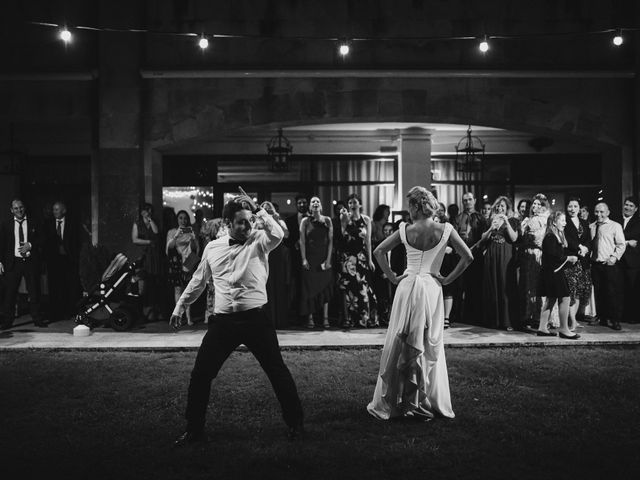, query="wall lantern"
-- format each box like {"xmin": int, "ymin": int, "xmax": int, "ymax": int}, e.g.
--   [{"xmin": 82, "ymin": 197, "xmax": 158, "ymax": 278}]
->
[
  {"xmin": 455, "ymin": 125, "xmax": 485, "ymax": 177},
  {"xmin": 266, "ymin": 128, "xmax": 292, "ymax": 172}
]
